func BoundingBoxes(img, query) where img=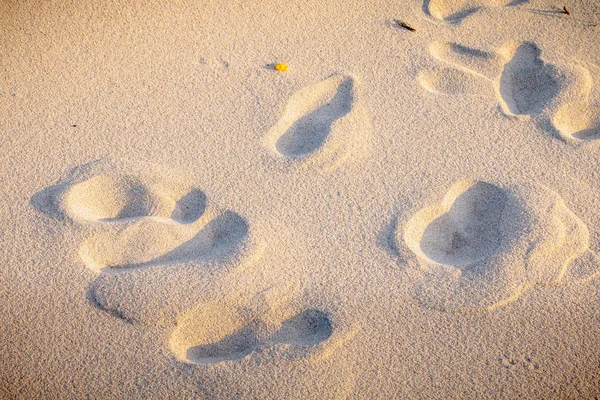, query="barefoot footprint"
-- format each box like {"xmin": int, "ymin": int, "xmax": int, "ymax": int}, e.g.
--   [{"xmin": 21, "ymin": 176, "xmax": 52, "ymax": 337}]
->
[
  {"xmin": 169, "ymin": 292, "xmax": 338, "ymax": 365},
  {"xmin": 423, "ymin": 0, "xmax": 522, "ymax": 23},
  {"xmin": 419, "ymin": 41, "xmax": 560, "ymax": 115},
  {"xmin": 401, "ymin": 179, "xmax": 596, "ymax": 312},
  {"xmin": 61, "ymin": 175, "xmax": 207, "ymax": 224},
  {"xmin": 171, "ymin": 307, "xmax": 333, "ymax": 364},
  {"xmin": 263, "ymin": 74, "xmax": 372, "ymax": 168},
  {"xmin": 418, "ymin": 41, "xmax": 600, "ymax": 141},
  {"xmin": 34, "ymin": 159, "xmax": 249, "ymax": 274}
]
